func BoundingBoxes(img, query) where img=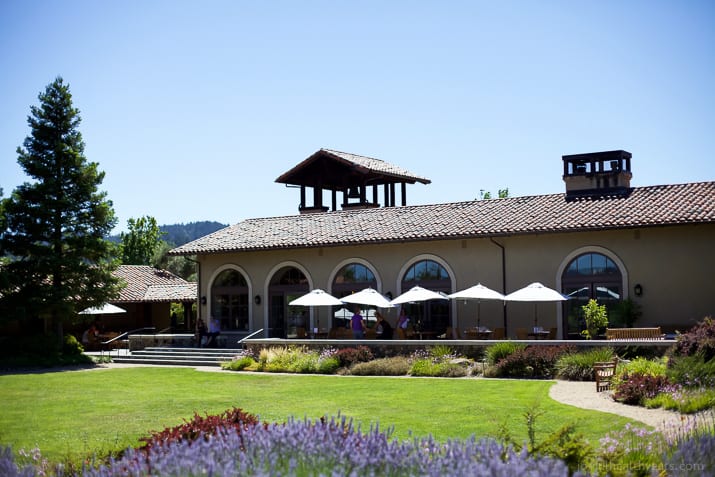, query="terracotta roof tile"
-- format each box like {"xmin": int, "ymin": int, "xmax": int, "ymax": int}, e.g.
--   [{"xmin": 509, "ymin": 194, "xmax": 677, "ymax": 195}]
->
[
  {"xmin": 113, "ymin": 265, "xmax": 196, "ymax": 302},
  {"xmin": 169, "ymin": 182, "xmax": 715, "ymax": 256}
]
